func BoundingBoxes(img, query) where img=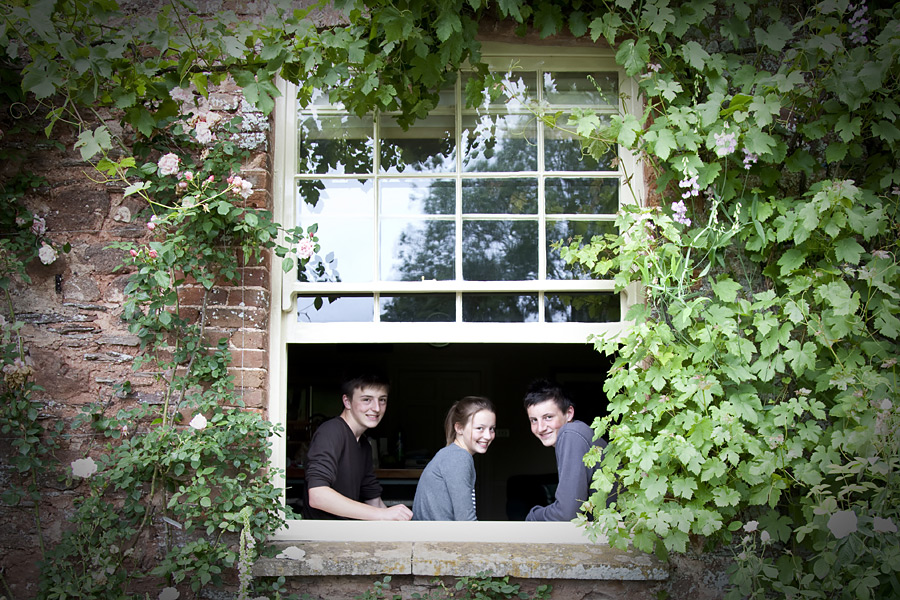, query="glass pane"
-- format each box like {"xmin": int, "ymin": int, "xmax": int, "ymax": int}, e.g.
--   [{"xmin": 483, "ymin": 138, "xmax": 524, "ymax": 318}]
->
[
  {"xmin": 462, "ymin": 220, "xmax": 538, "ymax": 281},
  {"xmin": 298, "ymin": 178, "xmax": 374, "ymax": 217},
  {"xmin": 462, "ymin": 293, "xmax": 538, "ymax": 322},
  {"xmin": 462, "ymin": 178, "xmax": 537, "ymax": 214},
  {"xmin": 545, "ymin": 115, "xmax": 616, "ymax": 171},
  {"xmin": 545, "ymin": 293, "xmax": 620, "ymax": 322},
  {"xmin": 461, "ymin": 115, "xmax": 537, "ymax": 173},
  {"xmin": 380, "ymin": 114, "xmax": 456, "ymax": 174},
  {"xmin": 546, "ymin": 220, "xmax": 617, "ymax": 280},
  {"xmin": 381, "ymin": 218, "xmax": 455, "ymax": 281},
  {"xmin": 380, "ymin": 294, "xmax": 456, "ymax": 322},
  {"xmin": 463, "ymin": 71, "xmax": 537, "ymax": 109},
  {"xmin": 298, "ymin": 217, "xmax": 374, "ymax": 283},
  {"xmin": 297, "ymin": 295, "xmax": 374, "ymax": 322},
  {"xmin": 298, "ymin": 114, "xmax": 373, "ymax": 175},
  {"xmin": 546, "ymin": 178, "xmax": 619, "ymax": 214},
  {"xmin": 543, "ymin": 71, "xmax": 617, "ymax": 106},
  {"xmin": 380, "ymin": 179, "xmax": 454, "ymax": 215}
]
